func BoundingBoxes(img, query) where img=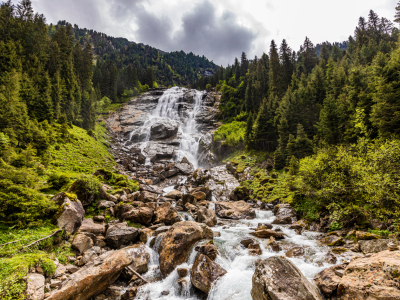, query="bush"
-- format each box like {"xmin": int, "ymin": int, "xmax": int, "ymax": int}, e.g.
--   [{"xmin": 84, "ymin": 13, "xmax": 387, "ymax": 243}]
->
[
  {"xmin": 47, "ymin": 173, "xmax": 70, "ymax": 190},
  {"xmin": 213, "ymin": 121, "xmax": 246, "ymax": 146}
]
